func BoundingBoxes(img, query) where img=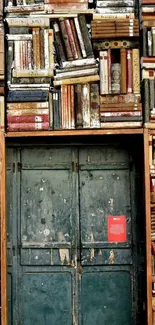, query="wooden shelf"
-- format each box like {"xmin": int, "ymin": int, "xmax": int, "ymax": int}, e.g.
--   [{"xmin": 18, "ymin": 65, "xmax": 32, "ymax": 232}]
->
[{"xmin": 5, "ymin": 128, "xmax": 143, "ymax": 138}]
